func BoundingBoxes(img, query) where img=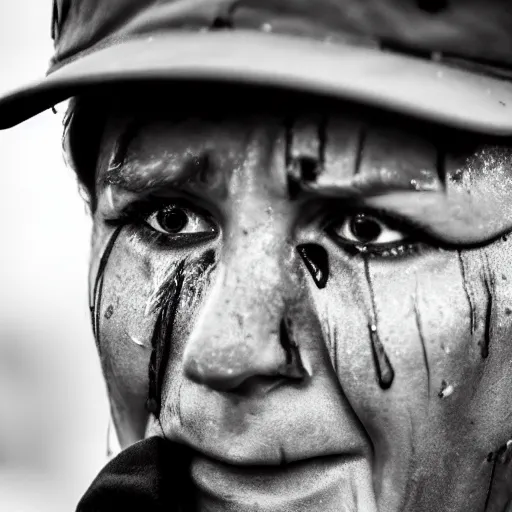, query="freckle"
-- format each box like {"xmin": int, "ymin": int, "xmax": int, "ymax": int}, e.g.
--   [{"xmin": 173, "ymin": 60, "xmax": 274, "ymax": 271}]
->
[
  {"xmin": 503, "ymin": 274, "xmax": 507, "ymax": 281},
  {"xmin": 506, "ymin": 308, "xmax": 512, "ymax": 316},
  {"xmin": 503, "ymin": 235, "xmax": 508, "ymax": 242},
  {"xmin": 104, "ymin": 305, "xmax": 114, "ymax": 319},
  {"xmin": 242, "ymin": 229, "xmax": 249, "ymax": 236}
]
